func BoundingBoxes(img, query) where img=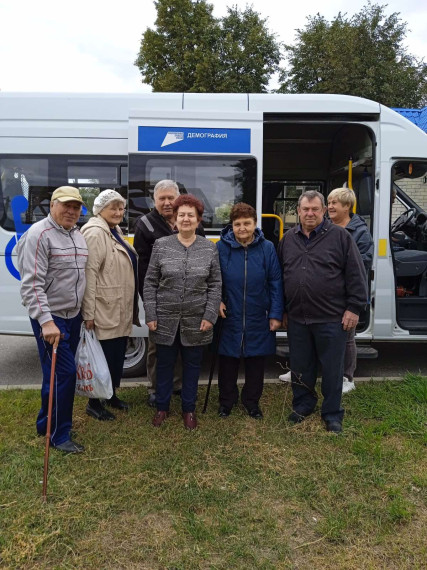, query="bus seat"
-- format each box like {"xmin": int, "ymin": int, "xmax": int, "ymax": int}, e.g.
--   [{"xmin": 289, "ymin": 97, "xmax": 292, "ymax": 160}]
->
[{"xmin": 356, "ymin": 172, "xmax": 373, "ymax": 216}]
